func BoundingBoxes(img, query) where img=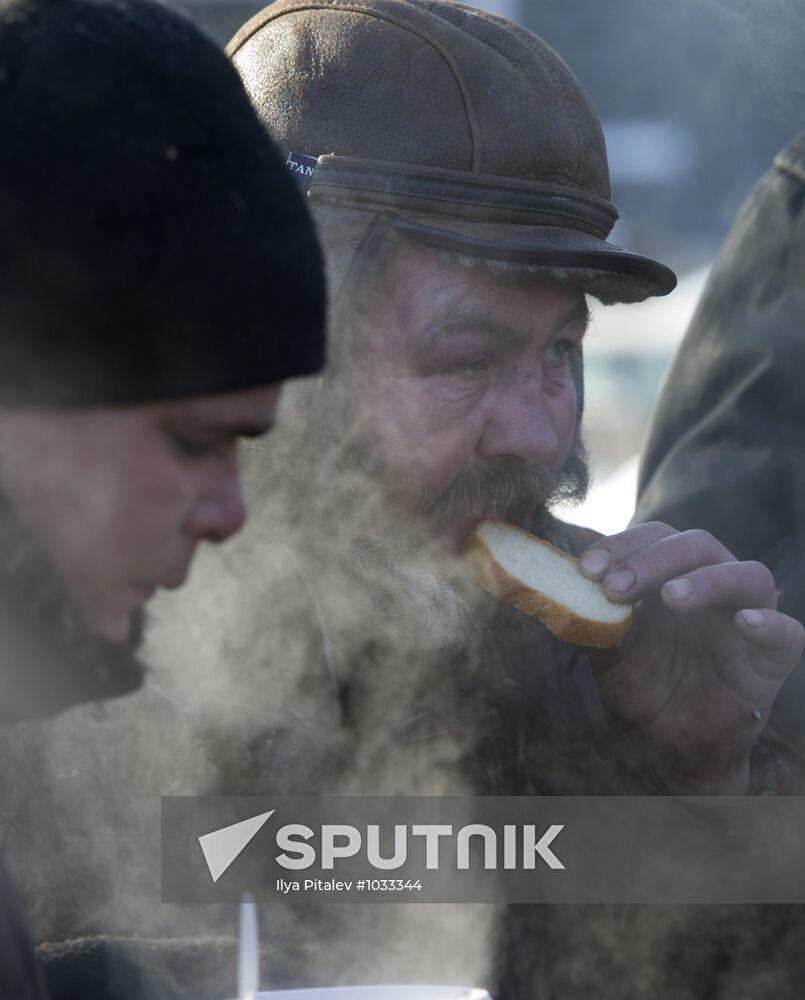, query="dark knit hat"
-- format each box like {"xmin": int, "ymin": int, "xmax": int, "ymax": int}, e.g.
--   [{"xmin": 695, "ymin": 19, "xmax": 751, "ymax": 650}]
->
[{"xmin": 0, "ymin": 0, "xmax": 326, "ymax": 406}]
